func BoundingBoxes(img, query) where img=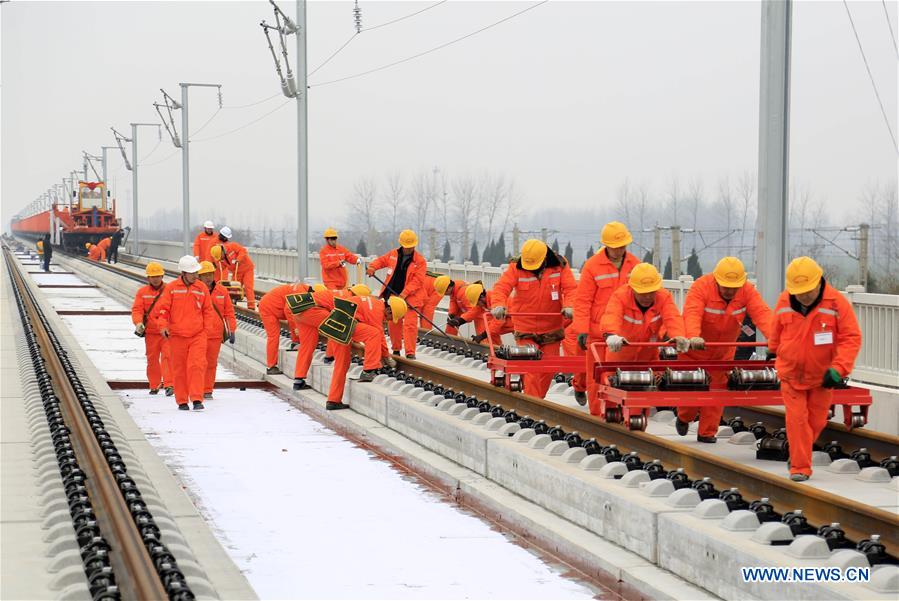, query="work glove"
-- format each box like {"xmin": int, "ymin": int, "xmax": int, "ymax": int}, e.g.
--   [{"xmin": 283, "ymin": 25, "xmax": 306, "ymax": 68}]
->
[
  {"xmin": 472, "ymin": 332, "xmax": 488, "ymax": 343},
  {"xmin": 561, "ymin": 307, "xmax": 573, "ymax": 320},
  {"xmin": 822, "ymin": 367, "xmax": 843, "ymax": 388},
  {"xmin": 356, "ymin": 257, "xmax": 363, "ymax": 265},
  {"xmin": 382, "ymin": 356, "xmax": 397, "ymax": 369},
  {"xmin": 446, "ymin": 315, "xmax": 464, "ymax": 328},
  {"xmin": 577, "ymin": 333, "xmax": 589, "ymax": 351},
  {"xmin": 134, "ymin": 323, "xmax": 146, "ymax": 337},
  {"xmin": 673, "ymin": 336, "xmax": 690, "ymax": 353},
  {"xmin": 606, "ymin": 335, "xmax": 626, "ymax": 352},
  {"xmin": 491, "ymin": 306, "xmax": 507, "ymax": 320},
  {"xmin": 766, "ymin": 351, "xmax": 777, "ymax": 361},
  {"xmin": 366, "ymin": 267, "xmax": 375, "ymax": 276},
  {"xmin": 228, "ymin": 332, "xmax": 236, "ymax": 344},
  {"xmin": 689, "ymin": 337, "xmax": 705, "ymax": 350}
]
